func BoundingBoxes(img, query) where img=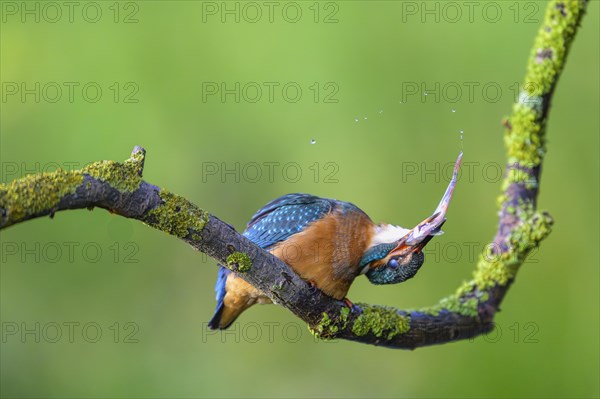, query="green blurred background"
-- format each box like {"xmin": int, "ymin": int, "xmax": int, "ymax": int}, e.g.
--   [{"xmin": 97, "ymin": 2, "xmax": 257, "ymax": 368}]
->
[{"xmin": 1, "ymin": 1, "xmax": 598, "ymax": 397}]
